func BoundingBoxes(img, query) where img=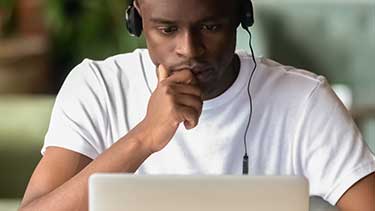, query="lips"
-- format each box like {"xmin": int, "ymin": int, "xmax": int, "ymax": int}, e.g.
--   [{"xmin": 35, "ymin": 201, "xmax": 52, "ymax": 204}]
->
[
  {"xmin": 171, "ymin": 67, "xmax": 212, "ymax": 79},
  {"xmin": 173, "ymin": 65, "xmax": 212, "ymax": 74},
  {"xmin": 168, "ymin": 63, "xmax": 214, "ymax": 81}
]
